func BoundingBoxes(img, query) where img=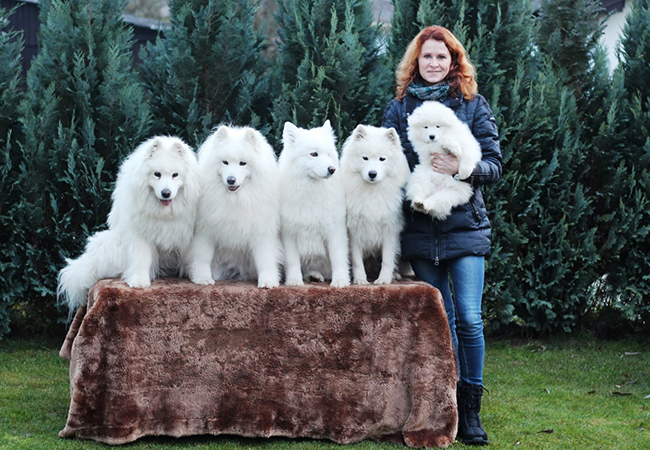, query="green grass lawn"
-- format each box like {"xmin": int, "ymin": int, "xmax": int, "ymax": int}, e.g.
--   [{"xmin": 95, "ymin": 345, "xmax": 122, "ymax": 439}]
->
[{"xmin": 1, "ymin": 335, "xmax": 648, "ymax": 450}]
